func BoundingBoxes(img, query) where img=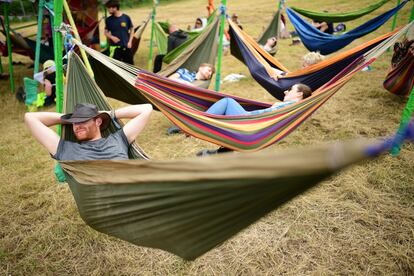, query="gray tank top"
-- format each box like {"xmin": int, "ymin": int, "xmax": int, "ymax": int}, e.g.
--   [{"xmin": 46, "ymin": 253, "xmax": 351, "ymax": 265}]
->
[{"xmin": 53, "ymin": 130, "xmax": 130, "ymax": 161}]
